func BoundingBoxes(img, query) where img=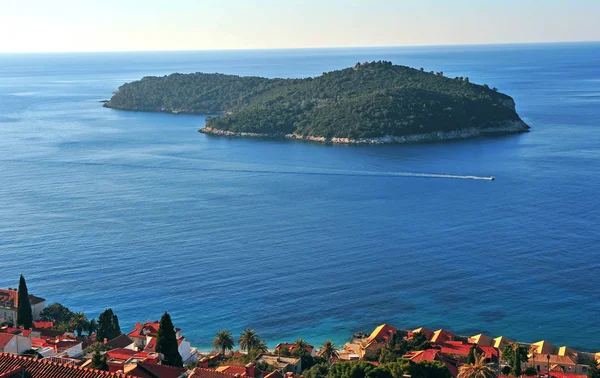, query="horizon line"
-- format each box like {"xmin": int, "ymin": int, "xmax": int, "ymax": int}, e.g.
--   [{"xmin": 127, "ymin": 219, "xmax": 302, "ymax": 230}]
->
[{"xmin": 1, "ymin": 39, "xmax": 599, "ymax": 55}]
